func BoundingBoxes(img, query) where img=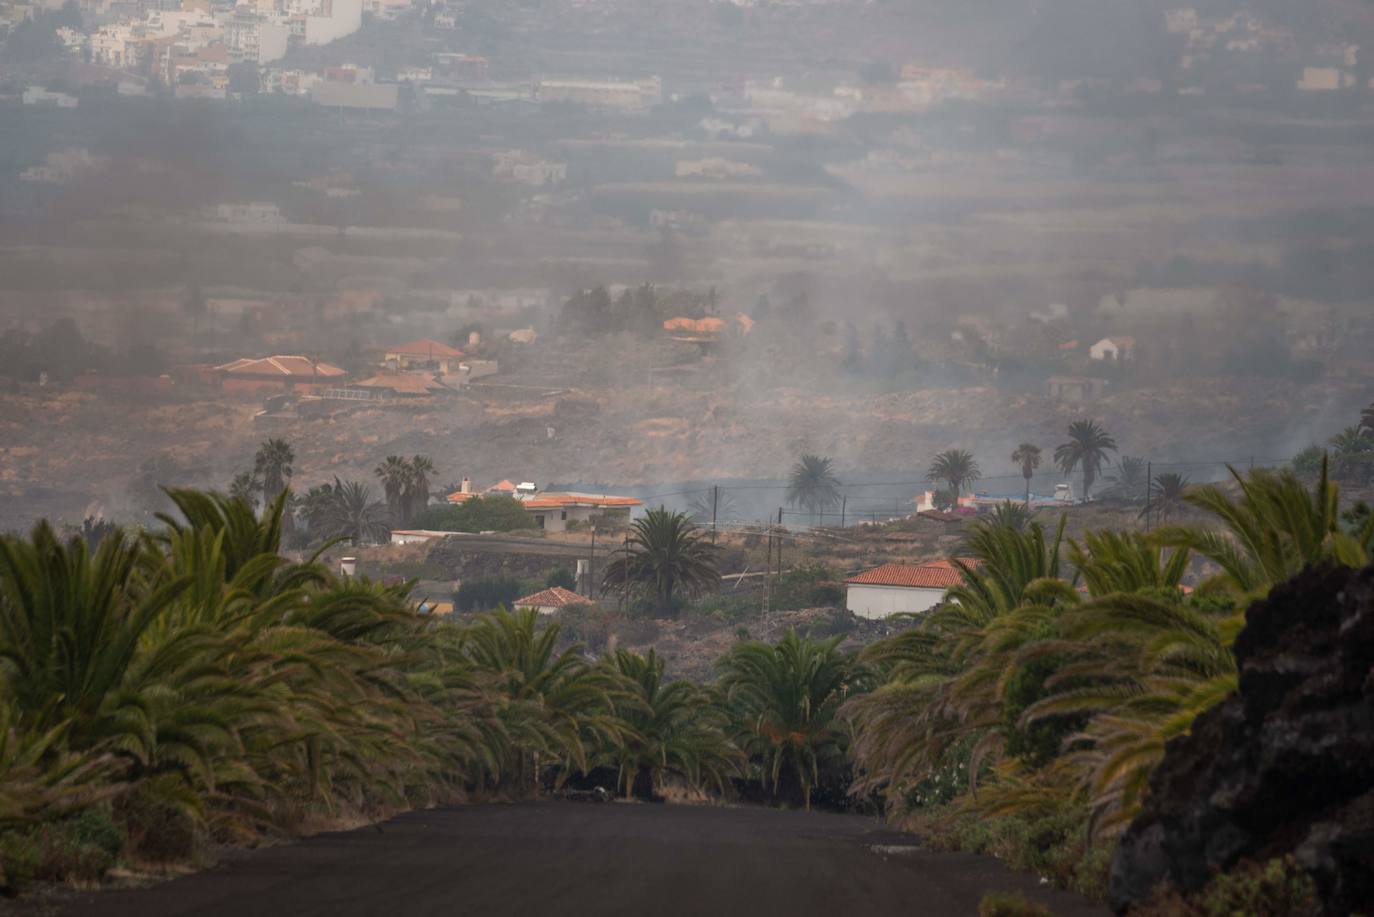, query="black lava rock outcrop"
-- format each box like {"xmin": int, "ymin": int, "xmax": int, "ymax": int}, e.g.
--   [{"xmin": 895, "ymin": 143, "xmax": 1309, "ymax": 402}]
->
[{"xmin": 1110, "ymin": 563, "xmax": 1374, "ymax": 915}]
